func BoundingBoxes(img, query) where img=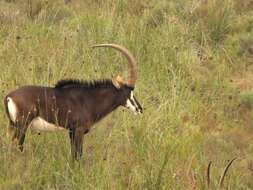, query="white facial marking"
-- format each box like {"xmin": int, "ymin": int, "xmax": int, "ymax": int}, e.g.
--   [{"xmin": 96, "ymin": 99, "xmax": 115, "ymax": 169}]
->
[
  {"xmin": 130, "ymin": 92, "xmax": 139, "ymax": 110},
  {"xmin": 126, "ymin": 99, "xmax": 137, "ymax": 114},
  {"xmin": 125, "ymin": 91, "xmax": 141, "ymax": 115},
  {"xmin": 29, "ymin": 117, "xmax": 66, "ymax": 133},
  {"xmin": 7, "ymin": 97, "xmax": 18, "ymax": 123},
  {"xmin": 130, "ymin": 91, "xmax": 134, "ymax": 99}
]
